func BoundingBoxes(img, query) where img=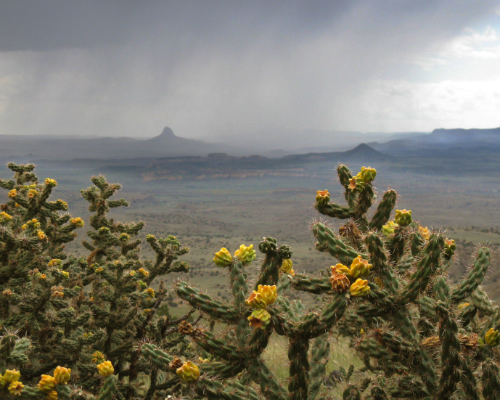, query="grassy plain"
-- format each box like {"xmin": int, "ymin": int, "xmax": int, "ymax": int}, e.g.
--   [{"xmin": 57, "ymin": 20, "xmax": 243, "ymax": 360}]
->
[{"xmin": 4, "ymin": 159, "xmax": 499, "ymax": 396}]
